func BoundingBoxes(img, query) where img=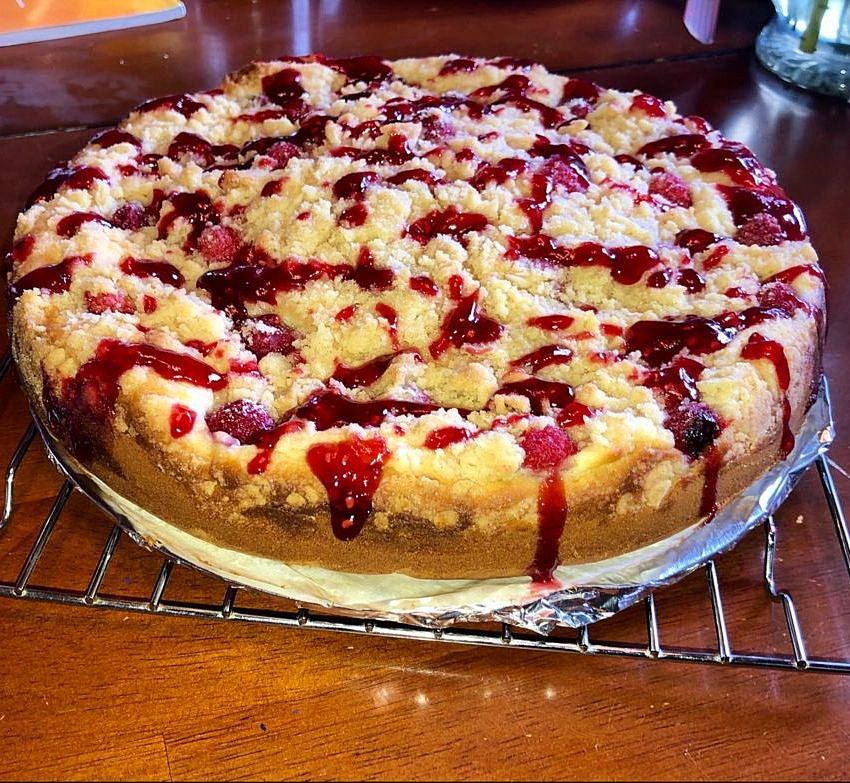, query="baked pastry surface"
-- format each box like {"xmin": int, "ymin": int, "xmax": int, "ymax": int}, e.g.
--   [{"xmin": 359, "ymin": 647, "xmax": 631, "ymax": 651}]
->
[{"xmin": 7, "ymin": 55, "xmax": 824, "ymax": 581}]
